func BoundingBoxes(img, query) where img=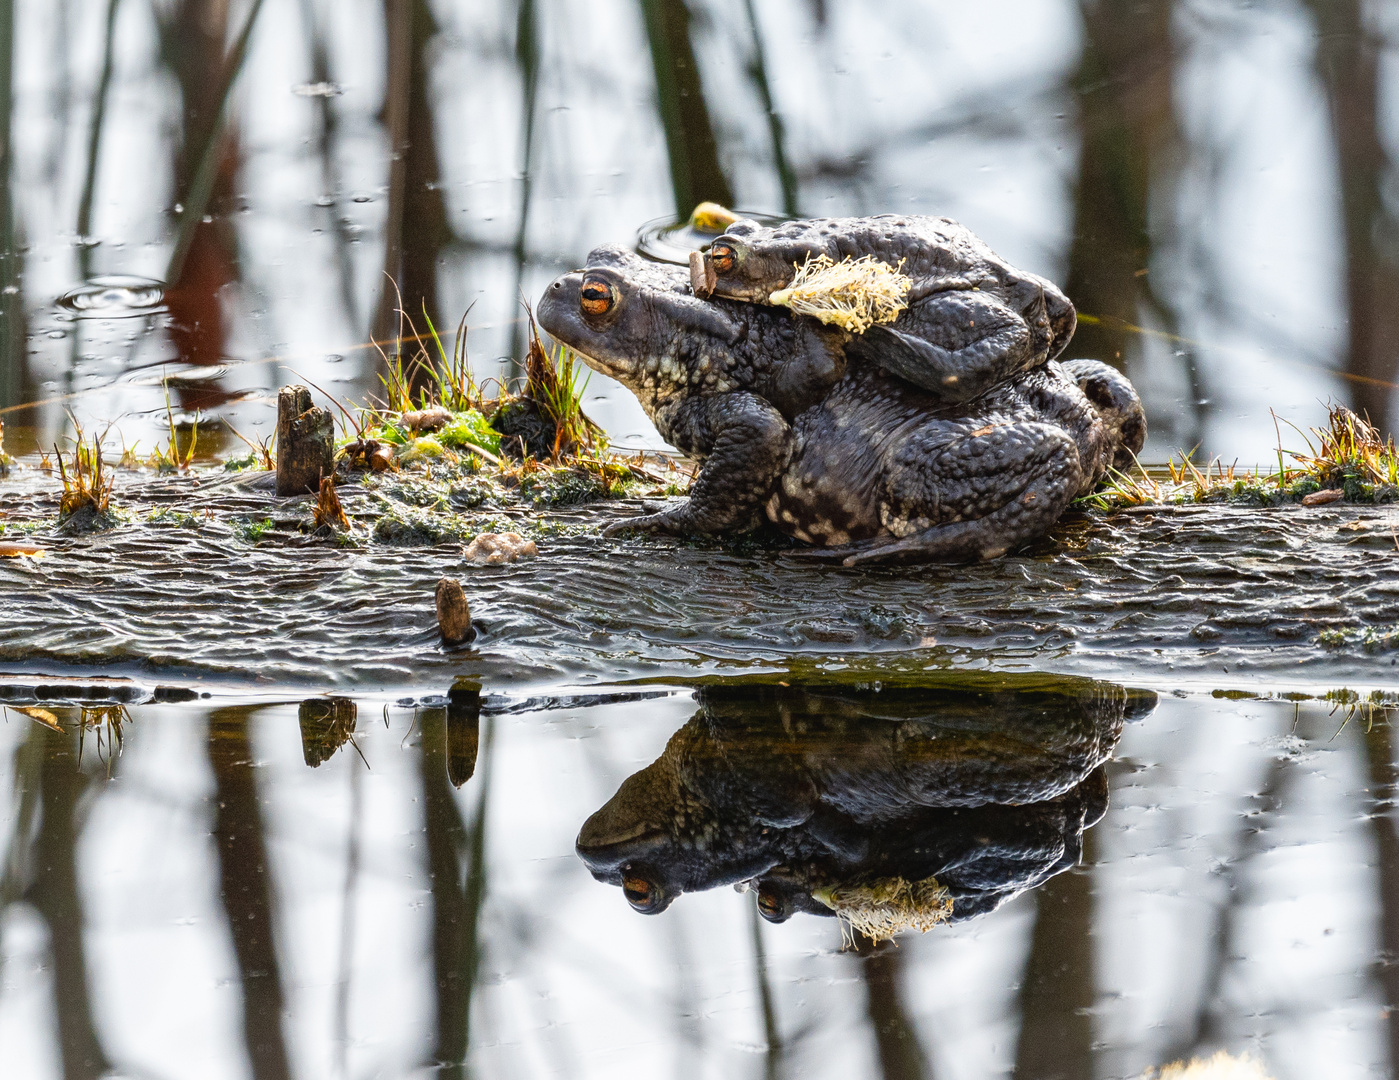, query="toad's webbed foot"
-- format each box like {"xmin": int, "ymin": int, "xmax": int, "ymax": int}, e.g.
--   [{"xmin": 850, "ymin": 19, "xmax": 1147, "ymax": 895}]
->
[
  {"xmin": 608, "ymin": 392, "xmax": 793, "ymax": 538},
  {"xmin": 601, "ymin": 504, "xmax": 694, "ymax": 537}
]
